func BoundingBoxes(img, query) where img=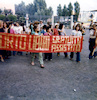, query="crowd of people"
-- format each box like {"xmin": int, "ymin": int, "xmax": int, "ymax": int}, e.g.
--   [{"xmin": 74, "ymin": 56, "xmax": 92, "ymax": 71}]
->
[{"xmin": 0, "ymin": 19, "xmax": 97, "ymax": 68}]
